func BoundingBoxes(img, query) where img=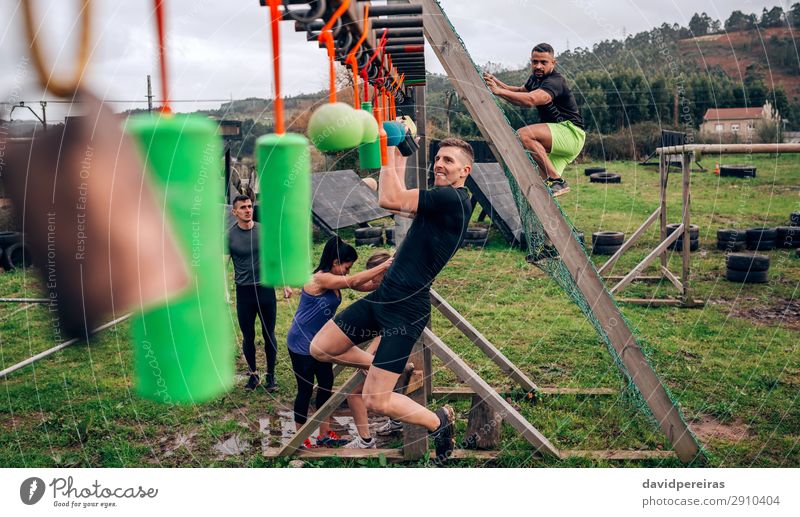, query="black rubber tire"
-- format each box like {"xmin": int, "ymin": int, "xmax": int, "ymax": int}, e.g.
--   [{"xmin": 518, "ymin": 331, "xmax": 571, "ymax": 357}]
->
[
  {"xmin": 592, "ymin": 244, "xmax": 622, "ymax": 255},
  {"xmin": 717, "ymin": 229, "xmax": 747, "ymax": 242},
  {"xmin": 667, "ymin": 223, "xmax": 700, "ymax": 240},
  {"xmin": 589, "ymin": 172, "xmax": 621, "ymax": 183},
  {"xmin": 461, "ymin": 238, "xmax": 486, "ymax": 248},
  {"xmin": 719, "ymin": 165, "xmax": 756, "ymax": 178},
  {"xmin": 746, "ymin": 227, "xmax": 777, "ymax": 242},
  {"xmin": 725, "ymin": 268, "xmax": 768, "ymax": 283},
  {"xmin": 355, "ymin": 227, "xmax": 383, "ymax": 239},
  {"xmin": 282, "ymin": 0, "xmax": 327, "ymax": 24},
  {"xmin": 746, "ymin": 240, "xmax": 776, "ymax": 251},
  {"xmin": 584, "ymin": 167, "xmax": 605, "ymax": 176},
  {"xmin": 791, "ymin": 212, "xmax": 800, "ymax": 226},
  {"xmin": 384, "ymin": 227, "xmax": 395, "ymax": 241},
  {"xmin": 1, "ymin": 243, "xmax": 32, "ymax": 270},
  {"xmin": 775, "ymin": 226, "xmax": 800, "ymax": 248},
  {"xmin": 355, "ymin": 236, "xmax": 383, "ymax": 246},
  {"xmin": 716, "ymin": 240, "xmax": 746, "ymax": 252},
  {"xmin": 797, "ymin": 248, "xmax": 800, "ymax": 258},
  {"xmin": 726, "ymin": 253, "xmax": 769, "ymax": 272},
  {"xmin": 465, "ymin": 227, "xmax": 489, "ymax": 240},
  {"xmin": 592, "ymin": 231, "xmax": 624, "ymax": 246},
  {"xmin": 668, "ymin": 238, "xmax": 699, "ymax": 252},
  {"xmin": 0, "ymin": 231, "xmax": 21, "ymax": 248}
]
